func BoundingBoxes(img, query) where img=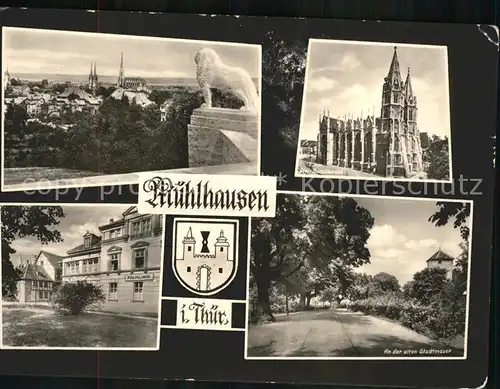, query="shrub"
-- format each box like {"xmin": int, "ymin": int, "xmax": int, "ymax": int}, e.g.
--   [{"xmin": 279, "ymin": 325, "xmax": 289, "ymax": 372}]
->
[
  {"xmin": 349, "ymin": 291, "xmax": 465, "ymax": 341},
  {"xmin": 51, "ymin": 281, "xmax": 105, "ymax": 315}
]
